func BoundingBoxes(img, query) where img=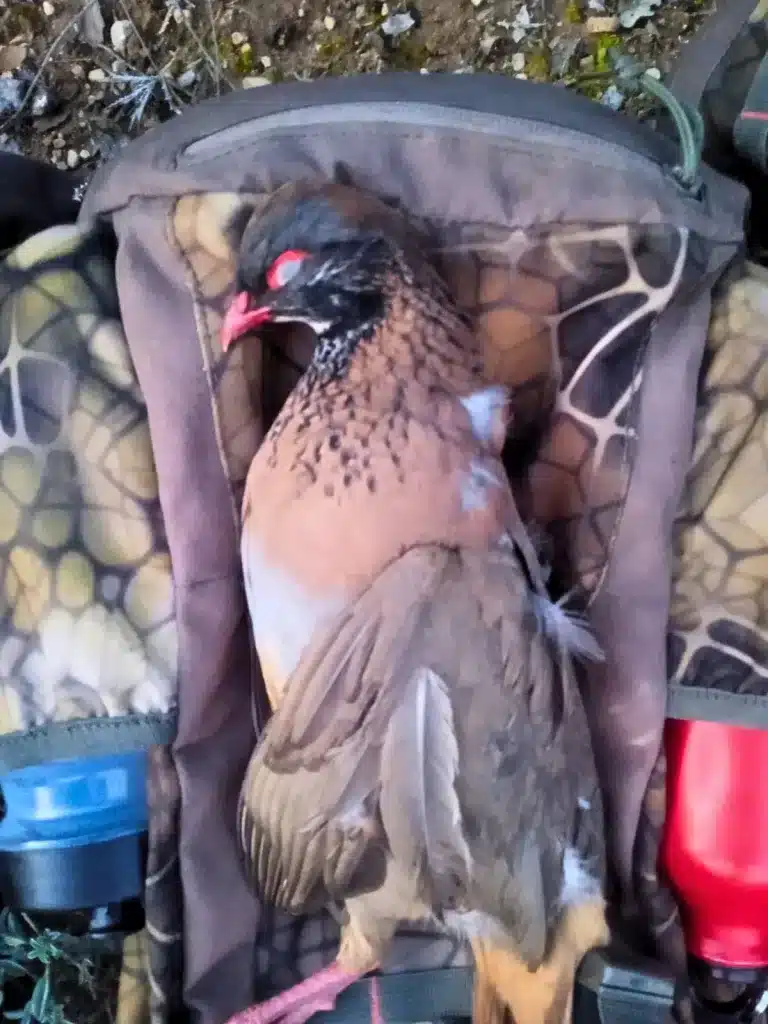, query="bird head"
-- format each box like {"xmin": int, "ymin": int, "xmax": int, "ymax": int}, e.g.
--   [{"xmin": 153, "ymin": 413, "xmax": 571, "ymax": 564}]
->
[{"xmin": 220, "ymin": 180, "xmax": 428, "ymax": 371}]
